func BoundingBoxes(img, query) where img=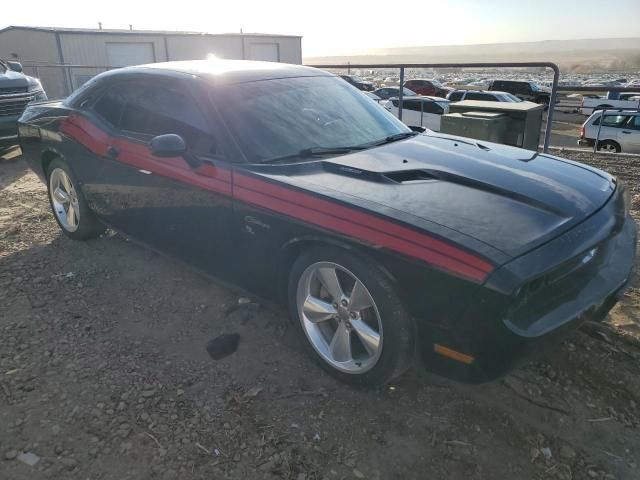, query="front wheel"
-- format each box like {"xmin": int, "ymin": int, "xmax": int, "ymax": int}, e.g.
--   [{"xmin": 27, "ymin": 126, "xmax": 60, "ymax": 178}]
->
[
  {"xmin": 47, "ymin": 158, "xmax": 105, "ymax": 240},
  {"xmin": 288, "ymin": 246, "xmax": 415, "ymax": 386}
]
